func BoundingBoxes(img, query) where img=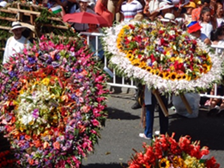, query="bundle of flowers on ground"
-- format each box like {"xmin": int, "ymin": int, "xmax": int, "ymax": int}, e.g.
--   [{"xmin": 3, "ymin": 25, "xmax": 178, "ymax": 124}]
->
[
  {"xmin": 0, "ymin": 35, "xmax": 109, "ymax": 167},
  {"xmin": 102, "ymin": 20, "xmax": 223, "ymax": 95},
  {"xmin": 128, "ymin": 133, "xmax": 220, "ymax": 168}
]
